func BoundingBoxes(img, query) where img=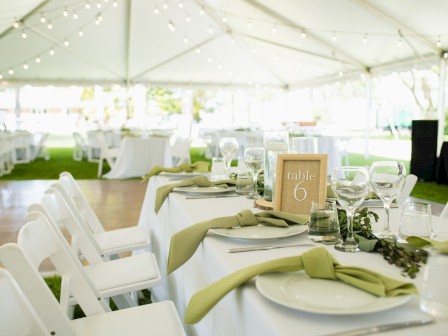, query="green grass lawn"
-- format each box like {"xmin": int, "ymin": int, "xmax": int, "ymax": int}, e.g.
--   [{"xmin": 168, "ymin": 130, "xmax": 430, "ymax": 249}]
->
[{"xmin": 2, "ymin": 147, "xmax": 448, "ymax": 204}]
